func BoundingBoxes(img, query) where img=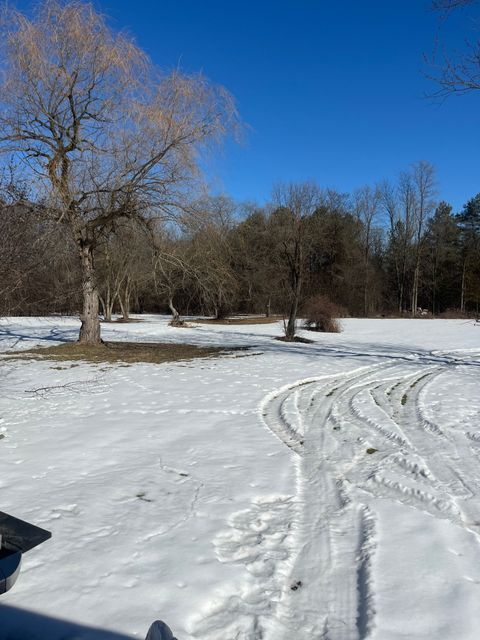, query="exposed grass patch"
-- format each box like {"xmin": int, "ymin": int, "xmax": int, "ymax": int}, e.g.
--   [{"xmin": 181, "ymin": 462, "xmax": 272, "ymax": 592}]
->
[
  {"xmin": 49, "ymin": 363, "xmax": 80, "ymax": 370},
  {"xmin": 6, "ymin": 341, "xmax": 229, "ymax": 365},
  {"xmin": 194, "ymin": 315, "xmax": 282, "ymax": 325},
  {"xmin": 410, "ymin": 373, "xmax": 431, "ymax": 389},
  {"xmin": 275, "ymin": 336, "xmax": 314, "ymax": 344},
  {"xmin": 387, "ymin": 381, "xmax": 401, "ymax": 397},
  {"xmin": 112, "ymin": 317, "xmax": 144, "ymax": 323},
  {"xmin": 401, "ymin": 394, "xmax": 408, "ymax": 405}
]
